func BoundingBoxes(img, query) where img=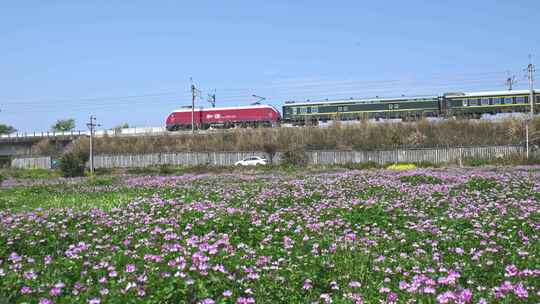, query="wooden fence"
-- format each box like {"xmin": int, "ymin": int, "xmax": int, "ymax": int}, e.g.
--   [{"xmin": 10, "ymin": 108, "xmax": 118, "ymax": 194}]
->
[{"xmin": 10, "ymin": 145, "xmax": 527, "ymax": 169}]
